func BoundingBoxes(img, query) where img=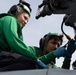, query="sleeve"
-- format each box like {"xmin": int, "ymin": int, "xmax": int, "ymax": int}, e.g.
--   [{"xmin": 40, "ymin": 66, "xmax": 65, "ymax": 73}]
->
[
  {"xmin": 39, "ymin": 52, "xmax": 56, "ymax": 64},
  {"xmin": 3, "ymin": 16, "xmax": 37, "ymax": 60},
  {"xmin": 30, "ymin": 46, "xmax": 56, "ymax": 65}
]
